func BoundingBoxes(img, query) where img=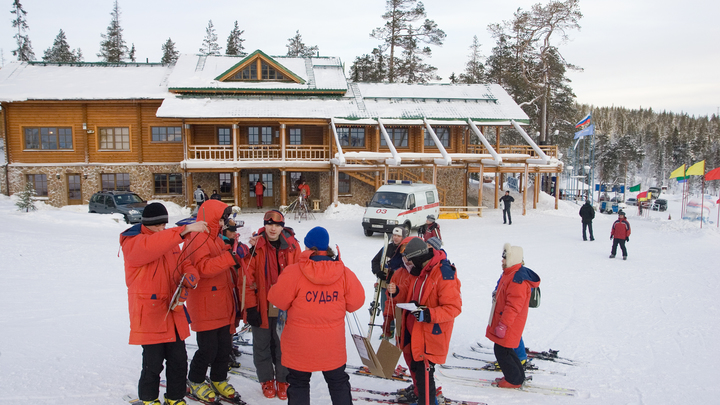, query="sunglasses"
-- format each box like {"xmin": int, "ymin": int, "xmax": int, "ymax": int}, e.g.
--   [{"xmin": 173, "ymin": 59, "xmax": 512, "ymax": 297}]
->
[
  {"xmin": 264, "ymin": 210, "xmax": 284, "ymax": 223},
  {"xmin": 502, "ymin": 251, "xmax": 507, "ymax": 259}
]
